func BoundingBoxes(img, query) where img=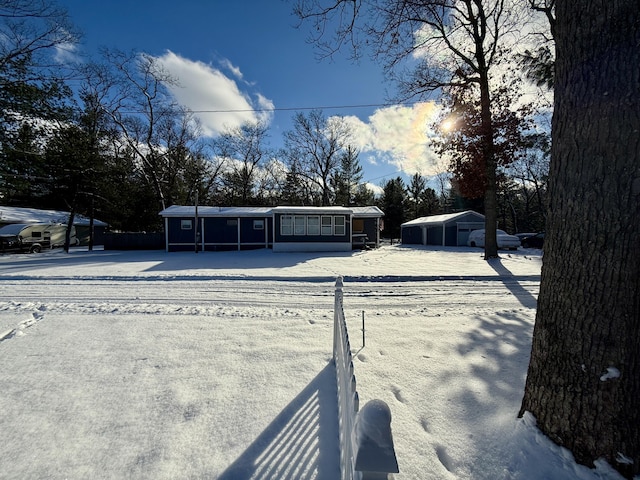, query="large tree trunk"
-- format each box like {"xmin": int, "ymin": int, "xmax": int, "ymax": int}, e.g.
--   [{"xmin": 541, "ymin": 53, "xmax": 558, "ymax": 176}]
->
[
  {"xmin": 480, "ymin": 72, "xmax": 499, "ymax": 259},
  {"xmin": 519, "ymin": 1, "xmax": 640, "ymax": 478}
]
